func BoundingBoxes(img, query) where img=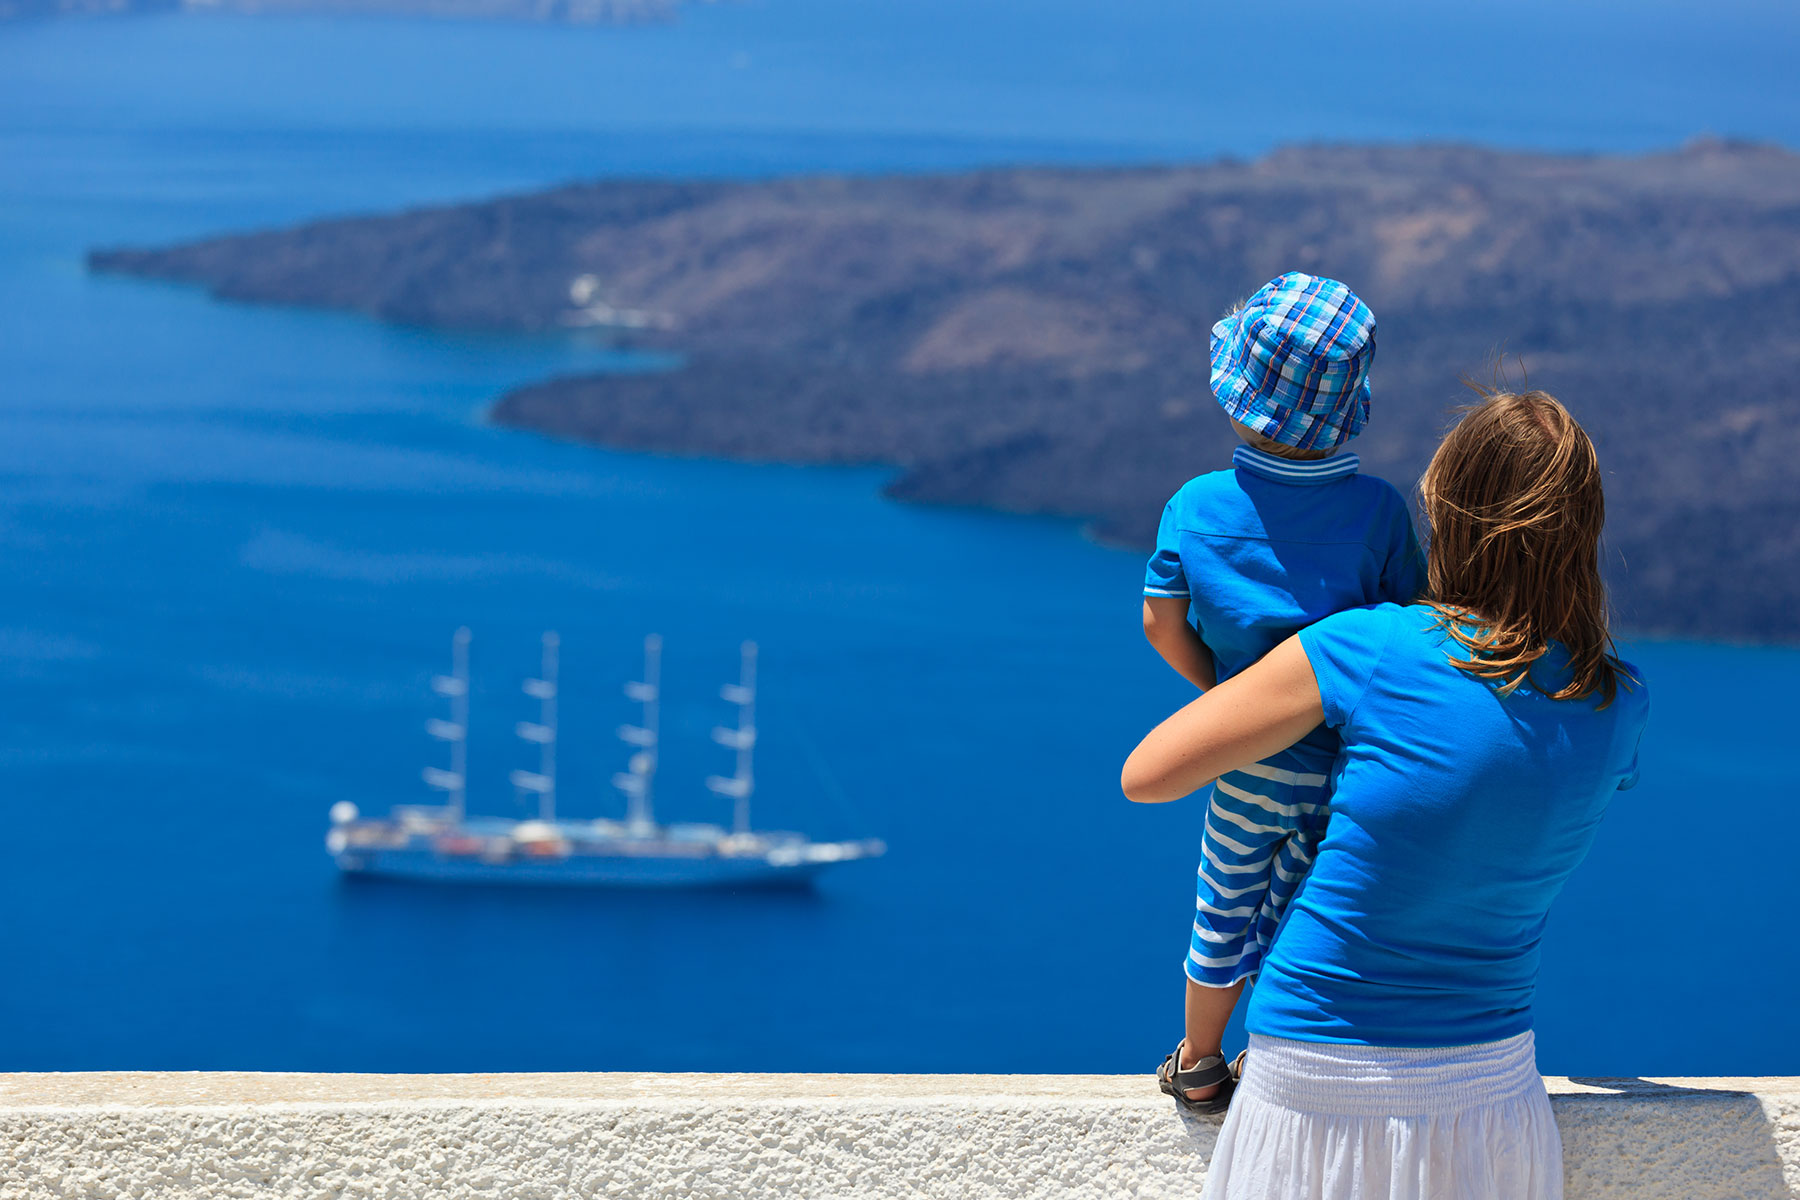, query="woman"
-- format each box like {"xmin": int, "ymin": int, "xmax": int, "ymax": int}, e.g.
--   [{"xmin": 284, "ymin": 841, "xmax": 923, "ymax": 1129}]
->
[{"xmin": 1122, "ymin": 389, "xmax": 1650, "ymax": 1200}]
